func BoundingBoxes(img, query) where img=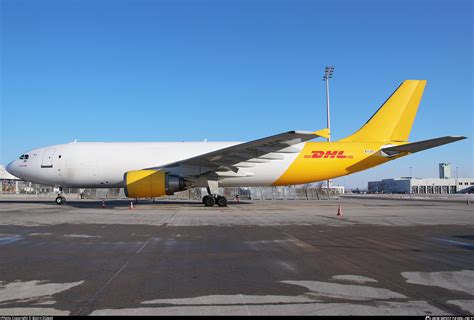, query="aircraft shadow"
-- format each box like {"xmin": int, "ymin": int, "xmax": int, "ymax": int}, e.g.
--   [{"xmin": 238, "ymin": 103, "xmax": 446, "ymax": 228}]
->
[{"xmin": 0, "ymin": 199, "xmax": 252, "ymax": 209}]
